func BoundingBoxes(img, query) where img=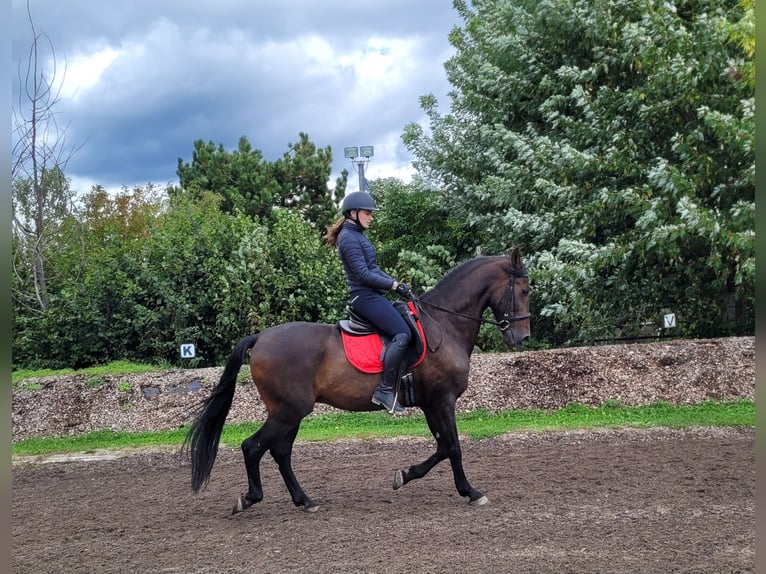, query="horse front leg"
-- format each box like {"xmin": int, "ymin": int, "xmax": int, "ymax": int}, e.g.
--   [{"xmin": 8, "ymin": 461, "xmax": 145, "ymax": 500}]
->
[
  {"xmin": 393, "ymin": 402, "xmax": 488, "ymax": 506},
  {"xmin": 392, "ymin": 403, "xmax": 450, "ymax": 489}
]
